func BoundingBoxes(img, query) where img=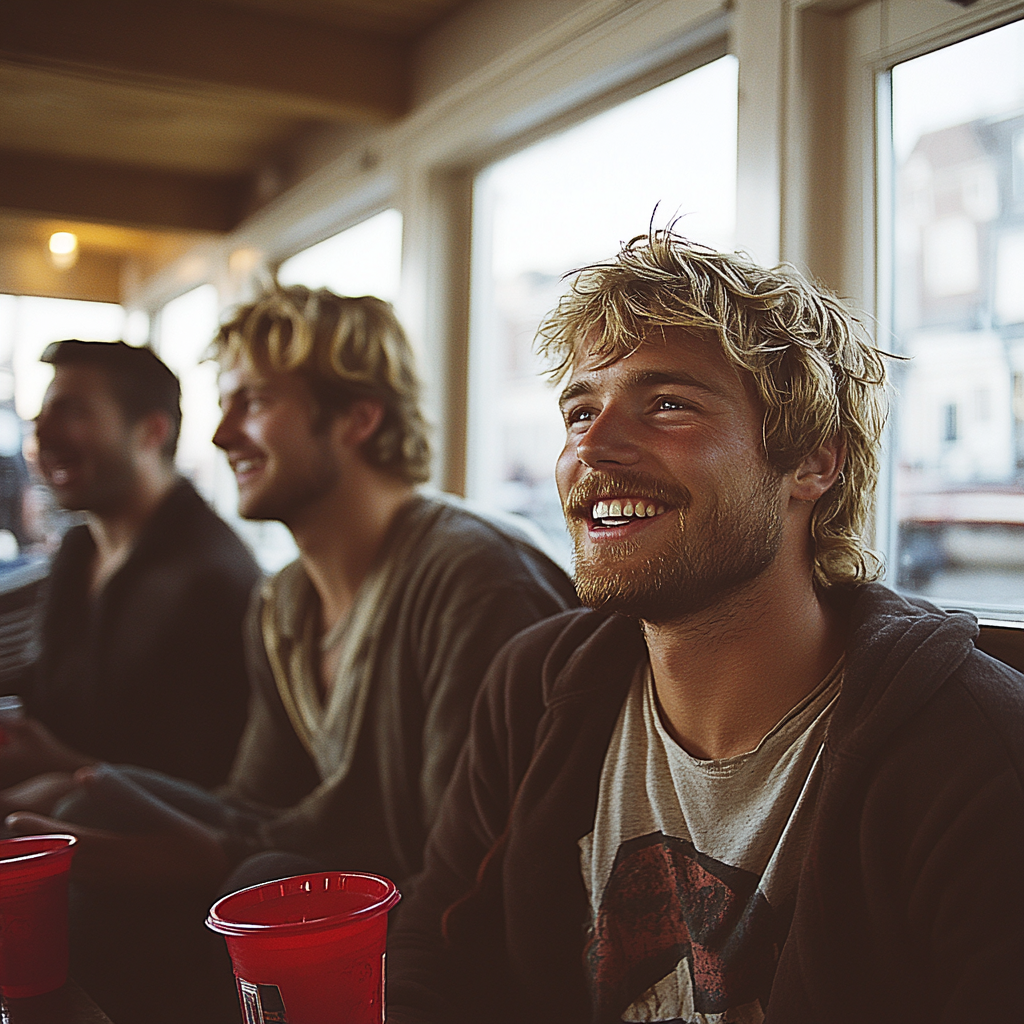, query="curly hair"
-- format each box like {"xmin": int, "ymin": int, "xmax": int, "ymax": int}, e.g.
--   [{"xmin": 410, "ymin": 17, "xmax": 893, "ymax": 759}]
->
[
  {"xmin": 212, "ymin": 285, "xmax": 430, "ymax": 484},
  {"xmin": 536, "ymin": 229, "xmax": 891, "ymax": 588}
]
